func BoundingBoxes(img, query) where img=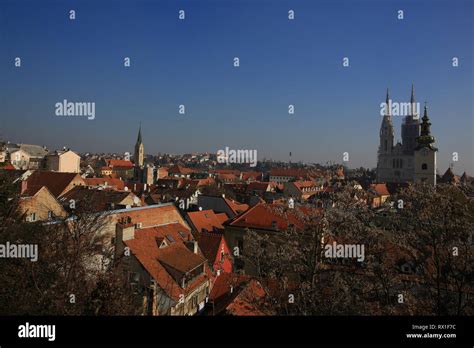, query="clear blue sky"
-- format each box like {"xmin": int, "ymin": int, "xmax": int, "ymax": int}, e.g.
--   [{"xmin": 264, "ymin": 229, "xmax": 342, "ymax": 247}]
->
[{"xmin": 0, "ymin": 0, "xmax": 472, "ymax": 174}]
